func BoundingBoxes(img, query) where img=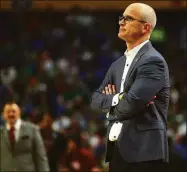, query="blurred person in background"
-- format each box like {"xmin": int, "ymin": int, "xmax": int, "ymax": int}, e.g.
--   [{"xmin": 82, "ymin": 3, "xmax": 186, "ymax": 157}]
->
[
  {"xmin": 39, "ymin": 112, "xmax": 54, "ymax": 152},
  {"xmin": 39, "ymin": 112, "xmax": 55, "ymax": 171},
  {"xmin": 0, "ymin": 102, "xmax": 50, "ymax": 172},
  {"xmin": 48, "ymin": 115, "xmax": 72, "ymax": 172},
  {"xmin": 91, "ymin": 3, "xmax": 170, "ymax": 172},
  {"xmin": 60, "ymin": 133, "xmax": 100, "ymax": 172}
]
